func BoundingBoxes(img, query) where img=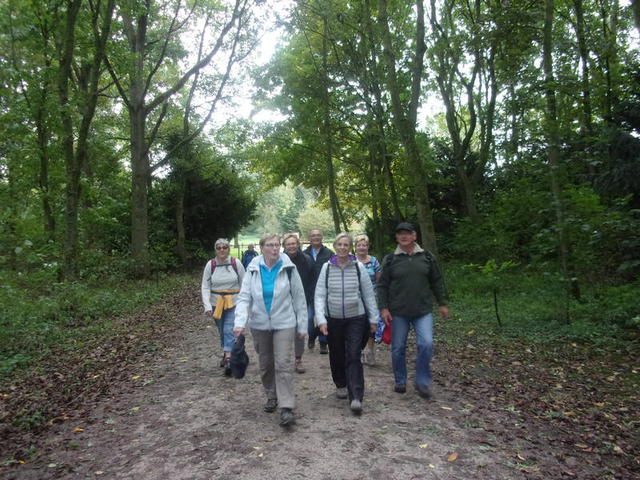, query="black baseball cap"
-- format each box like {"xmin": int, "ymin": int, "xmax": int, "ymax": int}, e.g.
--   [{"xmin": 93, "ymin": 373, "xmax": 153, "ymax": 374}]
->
[{"xmin": 395, "ymin": 221, "xmax": 416, "ymax": 232}]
